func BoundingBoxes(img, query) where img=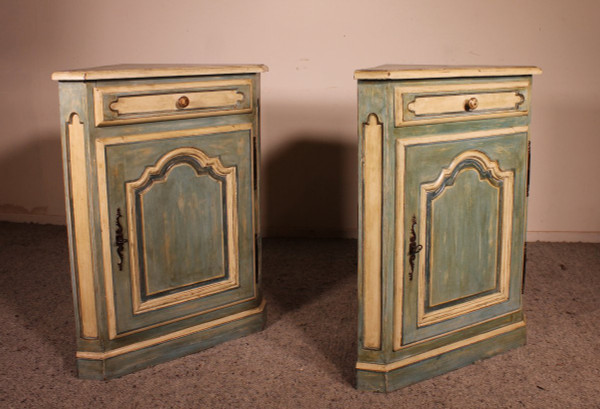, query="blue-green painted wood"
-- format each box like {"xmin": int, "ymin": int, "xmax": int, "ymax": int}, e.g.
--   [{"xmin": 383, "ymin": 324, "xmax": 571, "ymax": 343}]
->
[
  {"xmin": 97, "ymin": 79, "xmax": 253, "ymax": 125},
  {"xmin": 402, "ymin": 132, "xmax": 527, "ymax": 345},
  {"xmin": 399, "ymin": 81, "xmax": 531, "ymax": 125},
  {"xmin": 104, "ymin": 129, "xmax": 255, "ymax": 335},
  {"xmin": 141, "ymin": 166, "xmax": 226, "ymax": 294},
  {"xmin": 357, "ymin": 80, "xmax": 398, "ymax": 360},
  {"xmin": 356, "ymin": 72, "xmax": 536, "ymax": 392},
  {"xmin": 429, "ymin": 169, "xmax": 499, "ymax": 306},
  {"xmin": 57, "ymin": 80, "xmax": 107, "ymax": 354},
  {"xmin": 56, "ymin": 70, "xmax": 265, "ymax": 380},
  {"xmin": 357, "ymin": 323, "xmax": 526, "ymax": 392},
  {"xmin": 78, "ymin": 303, "xmax": 266, "ymax": 380}
]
